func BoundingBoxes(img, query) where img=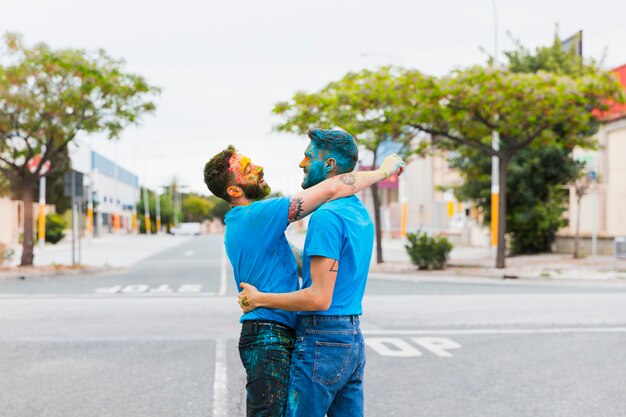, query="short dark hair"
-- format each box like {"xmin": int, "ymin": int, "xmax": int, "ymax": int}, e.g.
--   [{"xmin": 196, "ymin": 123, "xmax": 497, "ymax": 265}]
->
[
  {"xmin": 307, "ymin": 128, "xmax": 358, "ymax": 173},
  {"xmin": 204, "ymin": 145, "xmax": 236, "ymax": 202}
]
